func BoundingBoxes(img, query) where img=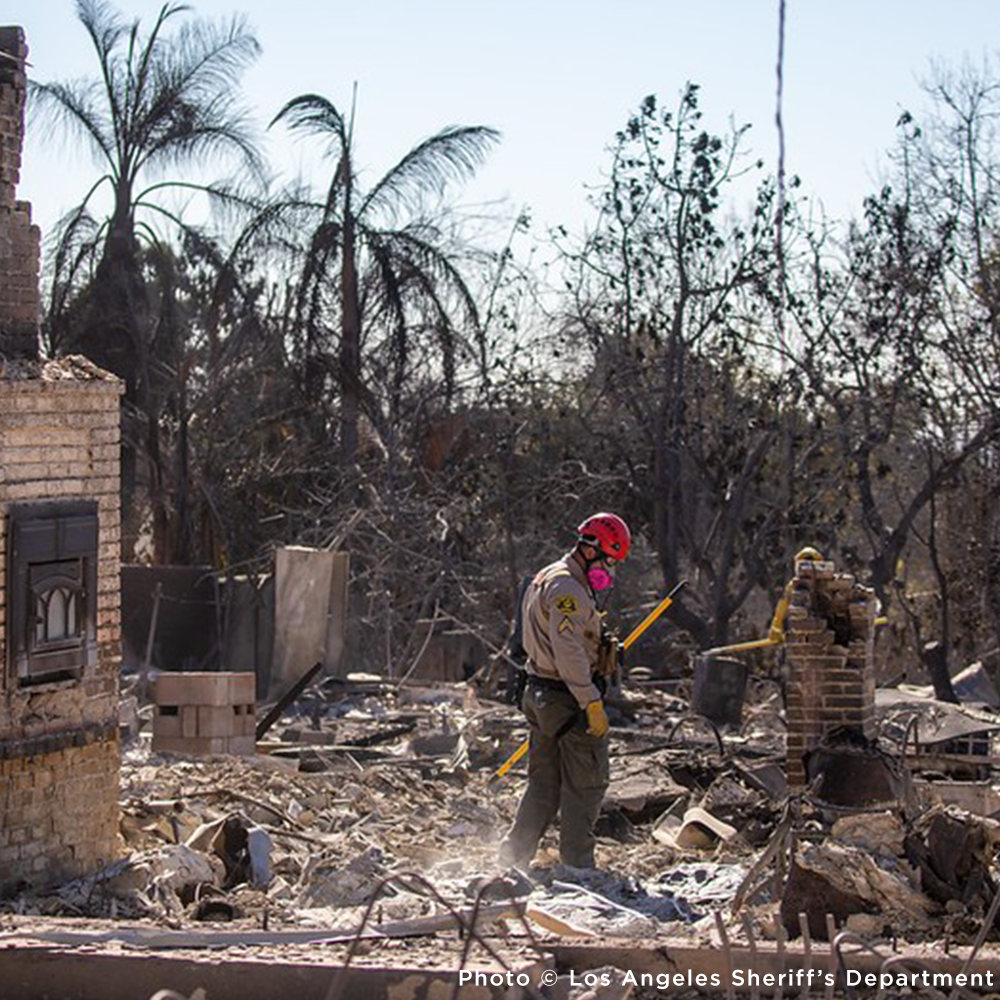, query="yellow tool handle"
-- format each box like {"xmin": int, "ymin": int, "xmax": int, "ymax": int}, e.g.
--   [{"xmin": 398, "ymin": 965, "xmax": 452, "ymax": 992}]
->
[
  {"xmin": 493, "ymin": 579, "xmax": 687, "ymax": 780},
  {"xmin": 622, "ymin": 579, "xmax": 687, "ymax": 651},
  {"xmin": 495, "ymin": 739, "xmax": 529, "ymax": 778},
  {"xmin": 701, "ymin": 636, "xmax": 781, "ymax": 657}
]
